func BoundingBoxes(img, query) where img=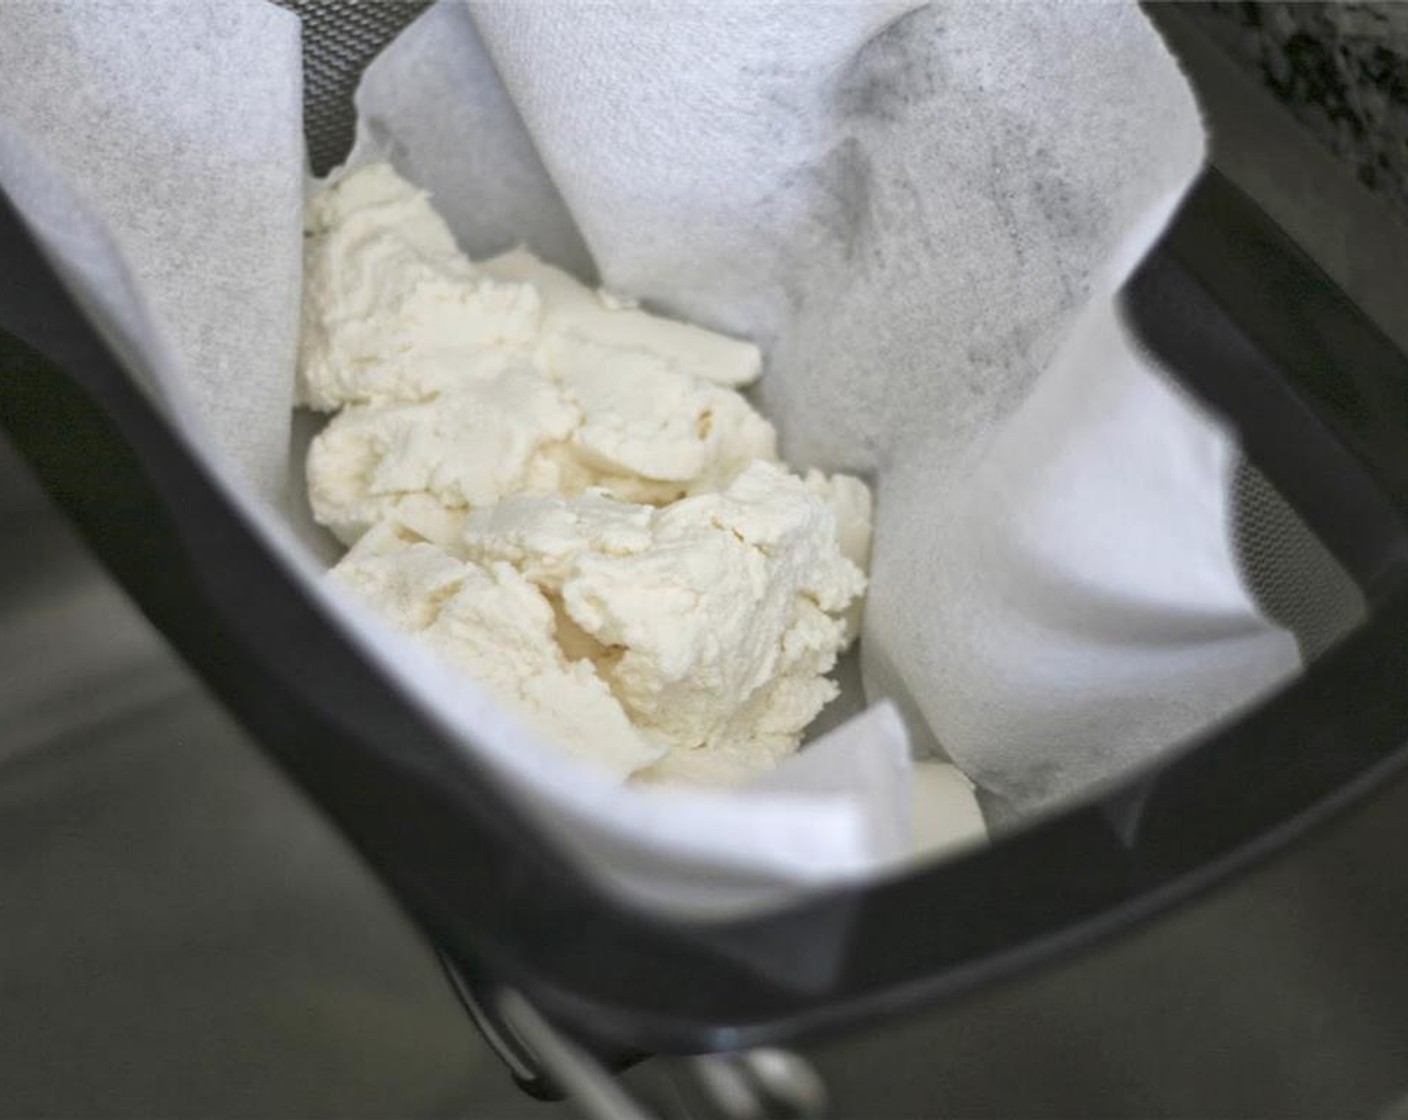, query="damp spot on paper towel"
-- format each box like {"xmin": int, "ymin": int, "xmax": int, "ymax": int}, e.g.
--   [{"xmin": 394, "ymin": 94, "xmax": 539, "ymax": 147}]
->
[
  {"xmin": 983, "ymin": 167, "xmax": 1029, "ymax": 274},
  {"xmin": 807, "ymin": 137, "xmax": 876, "ymax": 264},
  {"xmin": 766, "ymin": 134, "xmax": 877, "ymax": 315},
  {"xmin": 836, "ymin": 6, "xmax": 942, "ymax": 124},
  {"xmin": 1032, "ymin": 173, "xmax": 1107, "ymax": 250},
  {"xmin": 1030, "ymin": 171, "xmax": 1109, "ymax": 311},
  {"xmin": 979, "ymin": 113, "xmax": 1110, "ymax": 313},
  {"xmin": 961, "ymin": 318, "xmax": 1043, "ymax": 419}
]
